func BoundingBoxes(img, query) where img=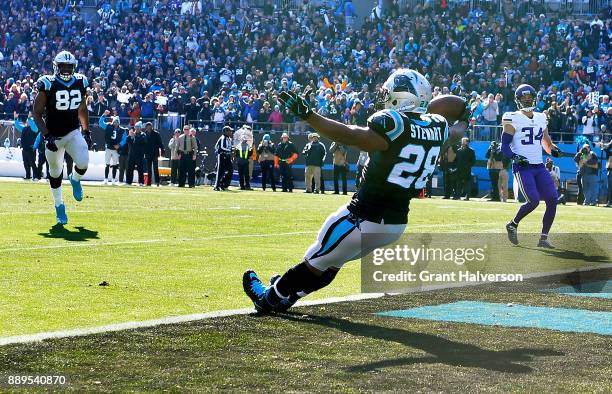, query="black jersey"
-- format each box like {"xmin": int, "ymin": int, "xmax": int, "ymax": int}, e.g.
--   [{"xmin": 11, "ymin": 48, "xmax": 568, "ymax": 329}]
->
[
  {"xmin": 36, "ymin": 73, "xmax": 88, "ymax": 137},
  {"xmin": 348, "ymin": 109, "xmax": 448, "ymax": 224}
]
